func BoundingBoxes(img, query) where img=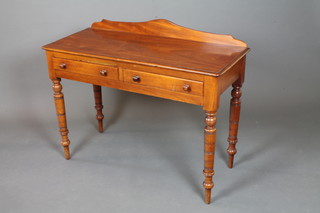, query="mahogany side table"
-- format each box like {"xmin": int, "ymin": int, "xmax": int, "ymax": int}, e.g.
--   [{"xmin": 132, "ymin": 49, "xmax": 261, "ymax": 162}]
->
[{"xmin": 42, "ymin": 19, "xmax": 250, "ymax": 204}]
